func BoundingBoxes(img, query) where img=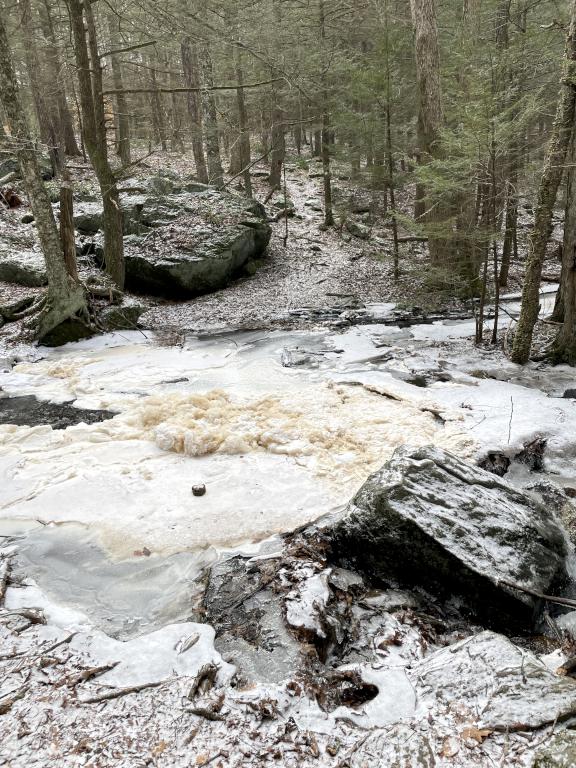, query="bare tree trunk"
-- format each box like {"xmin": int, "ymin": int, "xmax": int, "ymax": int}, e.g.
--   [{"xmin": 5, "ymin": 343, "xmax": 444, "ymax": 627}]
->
[
  {"xmin": 319, "ymin": 0, "xmax": 334, "ymax": 227},
  {"xmin": 384, "ymin": 0, "xmax": 399, "ymax": 279},
  {"xmin": 268, "ymin": 99, "xmax": 285, "ymax": 188},
  {"xmin": 38, "ymin": 0, "xmax": 80, "ymax": 157},
  {"xmin": 200, "ymin": 42, "xmax": 224, "ymax": 188},
  {"xmin": 107, "ymin": 14, "xmax": 131, "ymax": 166},
  {"xmin": 19, "ymin": 0, "xmax": 61, "ymax": 174},
  {"xmin": 551, "ymin": 130, "xmax": 576, "ymax": 363},
  {"xmin": 149, "ymin": 54, "xmax": 167, "ymax": 152},
  {"xmin": 0, "ymin": 11, "xmax": 85, "ymax": 338},
  {"xmin": 181, "ymin": 37, "xmax": 208, "ymax": 182},
  {"xmin": 234, "ymin": 43, "xmax": 252, "ymax": 197},
  {"xmin": 499, "ymin": 175, "xmax": 517, "ymax": 287},
  {"xmin": 59, "ymin": 170, "xmax": 78, "ymax": 281},
  {"xmin": 67, "ymin": 0, "xmax": 124, "ymax": 289},
  {"xmin": 511, "ymin": 1, "xmax": 576, "ymax": 363},
  {"xmin": 409, "ymin": 0, "xmax": 450, "ymax": 263},
  {"xmin": 169, "ymin": 64, "xmax": 186, "ymax": 153}
]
